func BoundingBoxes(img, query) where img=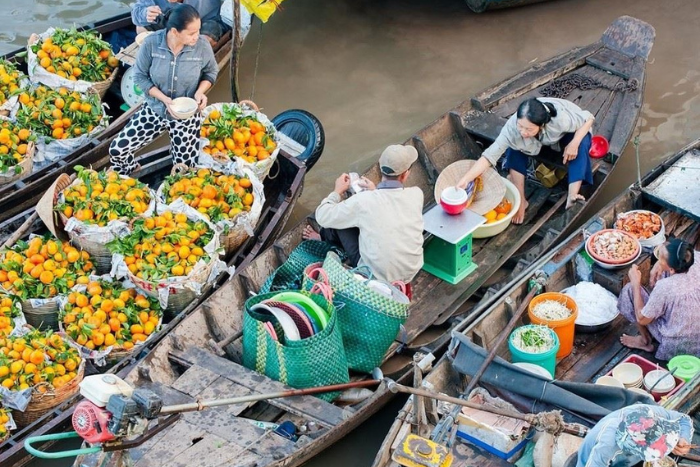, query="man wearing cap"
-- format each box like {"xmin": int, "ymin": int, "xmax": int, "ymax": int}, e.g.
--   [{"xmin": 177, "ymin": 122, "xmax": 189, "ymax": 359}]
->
[
  {"xmin": 304, "ymin": 145, "xmax": 424, "ymax": 287},
  {"xmin": 575, "ymin": 404, "xmax": 692, "ymax": 467}
]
